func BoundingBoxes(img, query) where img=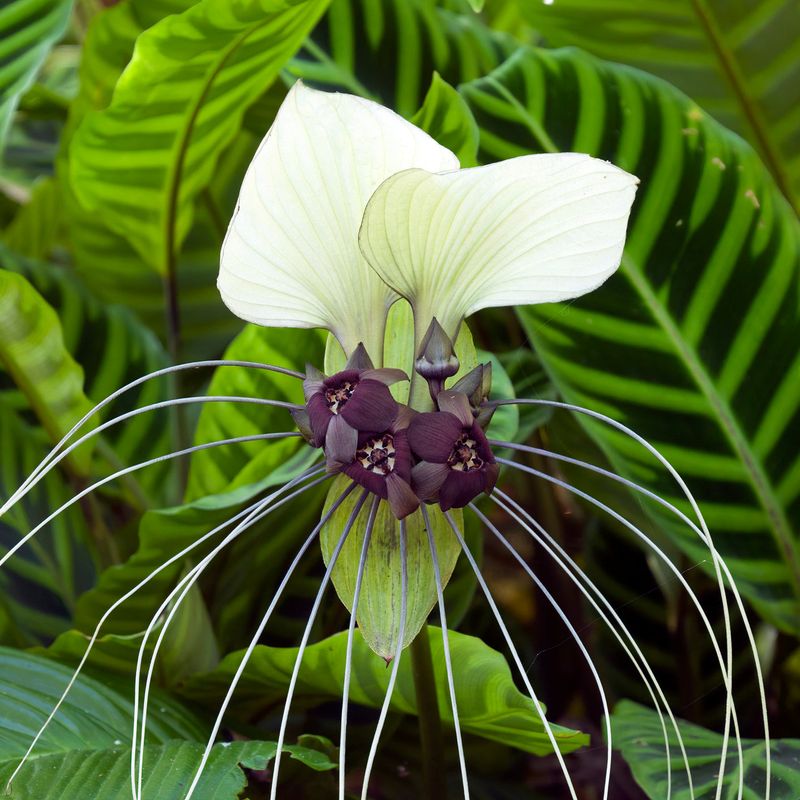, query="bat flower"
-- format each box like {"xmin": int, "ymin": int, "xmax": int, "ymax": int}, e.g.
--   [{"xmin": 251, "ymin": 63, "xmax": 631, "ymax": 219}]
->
[
  {"xmin": 409, "ymin": 391, "xmax": 499, "ymax": 511},
  {"xmin": 301, "ymin": 345, "xmax": 408, "ymax": 466},
  {"xmin": 340, "ymin": 406, "xmax": 419, "ymax": 519}
]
